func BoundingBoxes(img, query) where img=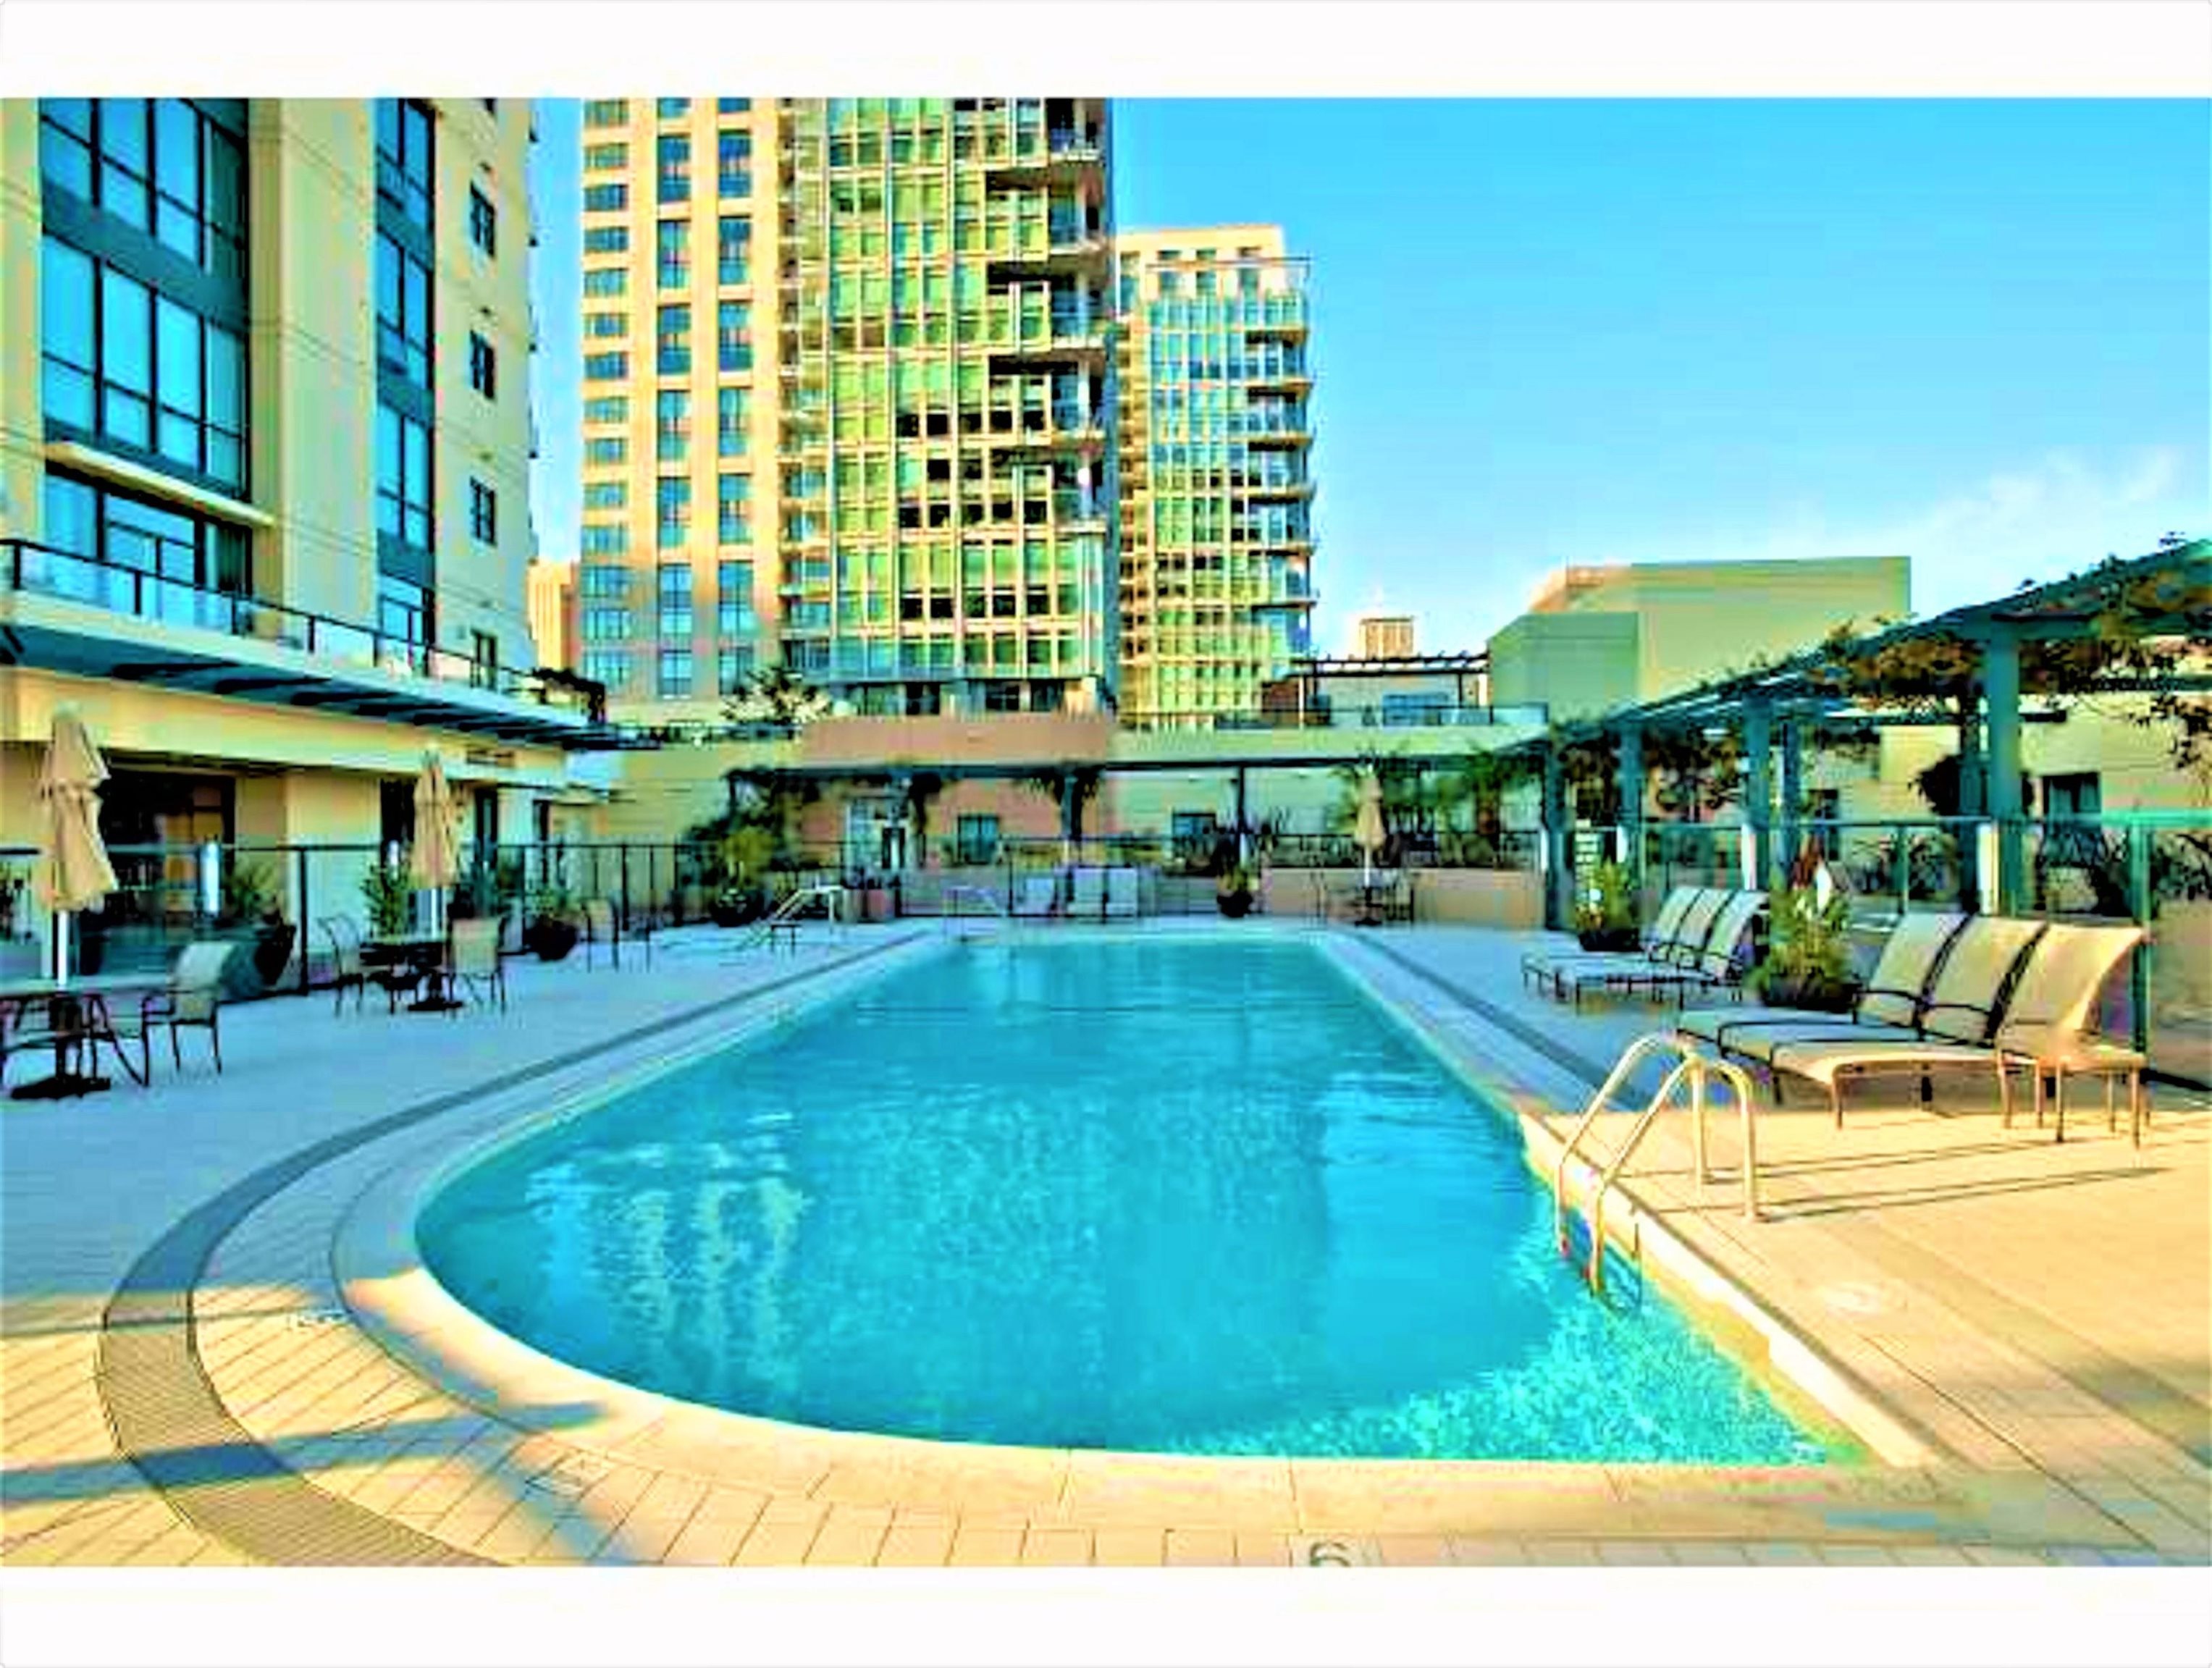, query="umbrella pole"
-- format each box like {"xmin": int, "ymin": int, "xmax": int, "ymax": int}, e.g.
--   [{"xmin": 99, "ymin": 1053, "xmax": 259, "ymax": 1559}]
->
[{"xmin": 54, "ymin": 910, "xmax": 70, "ymax": 988}]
